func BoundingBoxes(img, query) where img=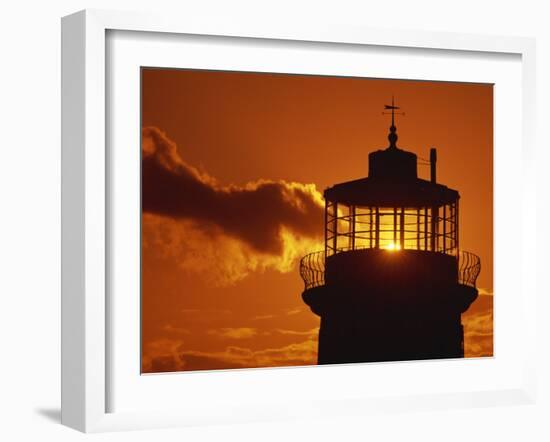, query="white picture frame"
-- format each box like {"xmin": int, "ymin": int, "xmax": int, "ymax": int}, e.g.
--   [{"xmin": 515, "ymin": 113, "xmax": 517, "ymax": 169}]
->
[{"xmin": 61, "ymin": 9, "xmax": 537, "ymax": 433}]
